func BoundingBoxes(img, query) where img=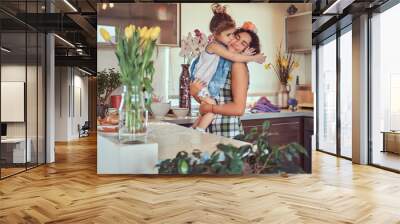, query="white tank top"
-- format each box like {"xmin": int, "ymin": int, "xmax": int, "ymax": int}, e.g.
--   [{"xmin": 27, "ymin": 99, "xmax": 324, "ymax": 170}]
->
[{"xmin": 192, "ymin": 48, "xmax": 220, "ymax": 85}]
